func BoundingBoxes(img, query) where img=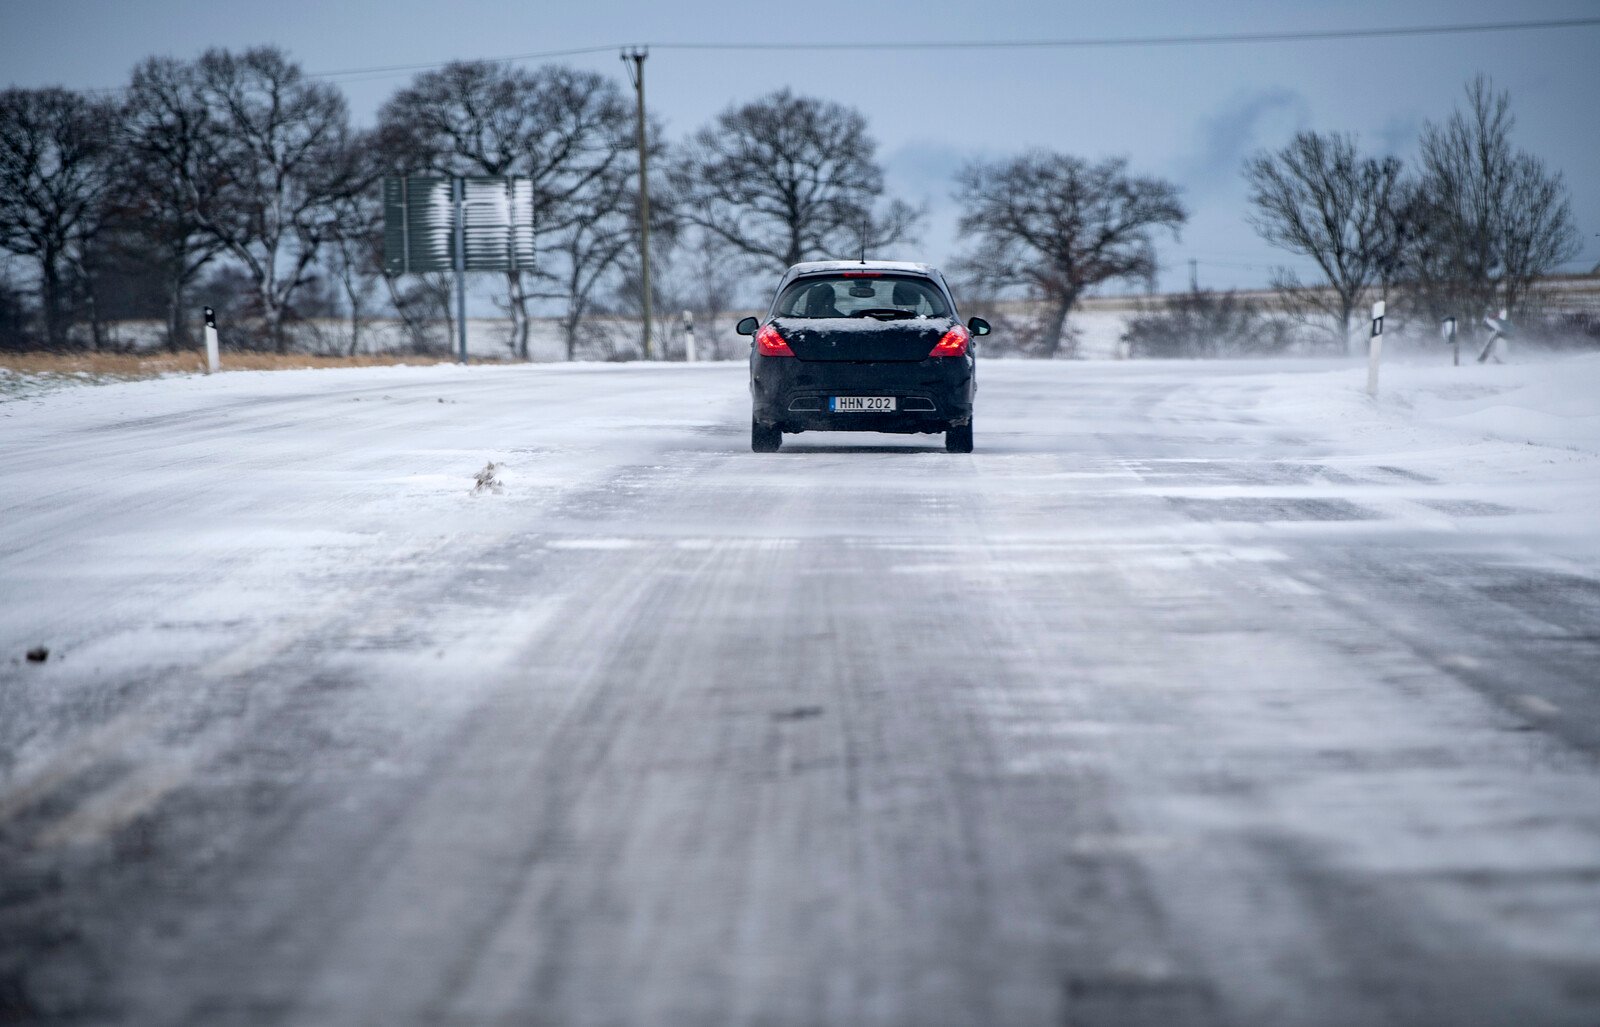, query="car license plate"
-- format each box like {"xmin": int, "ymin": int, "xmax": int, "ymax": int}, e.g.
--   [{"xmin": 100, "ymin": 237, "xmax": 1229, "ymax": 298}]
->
[{"xmin": 831, "ymin": 396, "xmax": 895, "ymax": 412}]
